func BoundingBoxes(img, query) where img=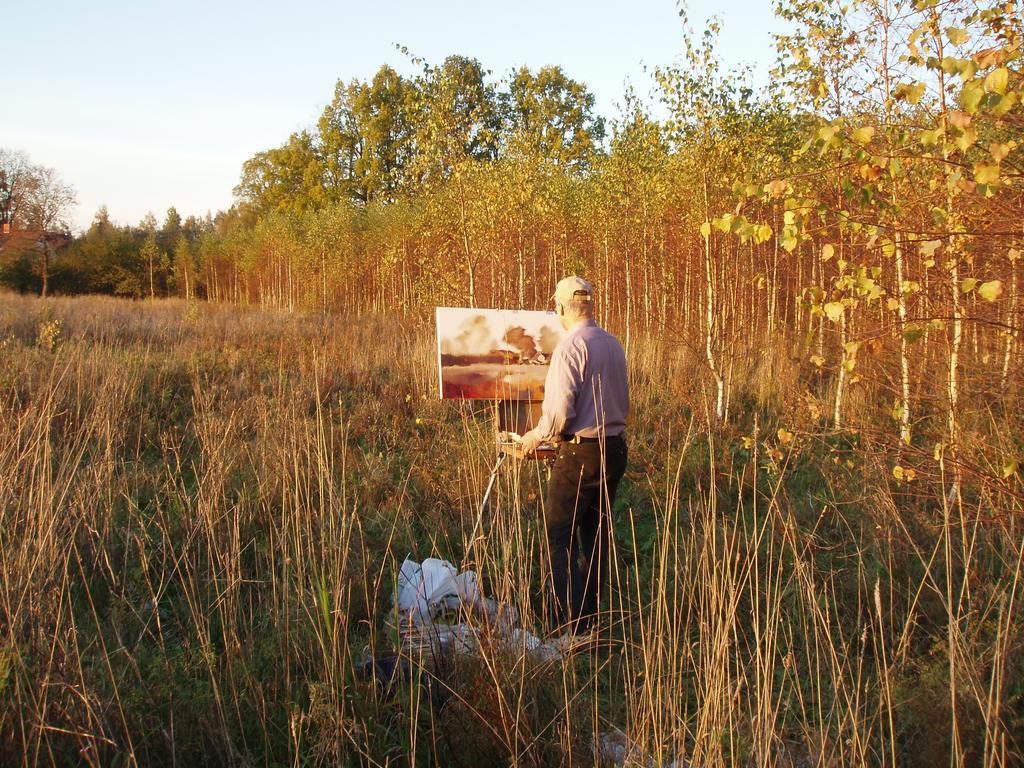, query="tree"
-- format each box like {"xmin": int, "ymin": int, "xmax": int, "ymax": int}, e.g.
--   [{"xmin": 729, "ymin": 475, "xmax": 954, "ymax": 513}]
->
[
  {"xmin": 411, "ymin": 55, "xmax": 502, "ymax": 181},
  {"xmin": 160, "ymin": 207, "xmax": 182, "ymax": 252},
  {"xmin": 172, "ymin": 234, "xmax": 196, "ymax": 300},
  {"xmin": 140, "ymin": 234, "xmax": 161, "ymax": 298},
  {"xmin": 657, "ymin": 16, "xmax": 765, "ymax": 423},
  {"xmin": 503, "ymin": 65, "xmax": 605, "ymax": 171},
  {"xmin": 0, "ymin": 148, "xmax": 35, "ymax": 232},
  {"xmin": 233, "ymin": 132, "xmax": 329, "ymax": 215},
  {"xmin": 350, "ymin": 66, "xmax": 417, "ymax": 202},
  {"xmin": 21, "ymin": 165, "xmax": 77, "ymax": 297}
]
